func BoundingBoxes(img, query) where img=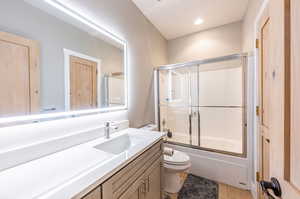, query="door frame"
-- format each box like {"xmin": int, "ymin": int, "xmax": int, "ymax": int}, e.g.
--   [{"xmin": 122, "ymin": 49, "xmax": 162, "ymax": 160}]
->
[
  {"xmin": 64, "ymin": 49, "xmax": 101, "ymax": 111},
  {"xmin": 256, "ymin": 4, "xmax": 270, "ymax": 199},
  {"xmin": 254, "ymin": 0, "xmax": 270, "ymax": 198}
]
